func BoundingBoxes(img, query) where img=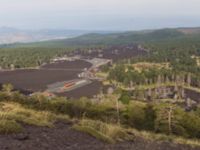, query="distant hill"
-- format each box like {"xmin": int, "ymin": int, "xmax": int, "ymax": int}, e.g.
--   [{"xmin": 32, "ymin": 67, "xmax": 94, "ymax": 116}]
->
[
  {"xmin": 0, "ymin": 27, "xmax": 114, "ymax": 44},
  {"xmin": 3, "ymin": 27, "xmax": 200, "ymax": 48}
]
